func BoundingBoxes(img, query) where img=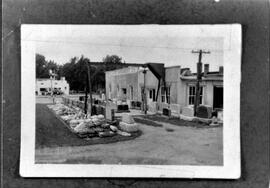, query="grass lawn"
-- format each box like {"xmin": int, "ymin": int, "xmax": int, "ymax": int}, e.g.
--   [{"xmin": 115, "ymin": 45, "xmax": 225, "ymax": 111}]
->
[
  {"xmin": 133, "ymin": 117, "xmax": 163, "ymax": 127},
  {"xmin": 36, "ymin": 103, "xmax": 142, "ymax": 149},
  {"xmin": 142, "ymin": 114, "xmax": 211, "ymax": 128}
]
